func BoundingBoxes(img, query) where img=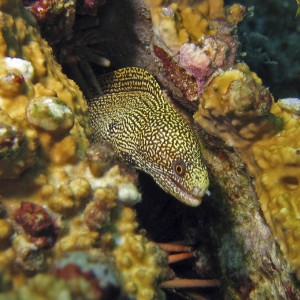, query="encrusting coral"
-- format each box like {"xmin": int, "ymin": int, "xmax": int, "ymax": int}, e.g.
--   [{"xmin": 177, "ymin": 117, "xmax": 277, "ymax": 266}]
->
[
  {"xmin": 150, "ymin": 0, "xmax": 245, "ymax": 108},
  {"xmin": 0, "ymin": 0, "xmax": 168, "ymax": 299},
  {"xmin": 251, "ymin": 102, "xmax": 300, "ymax": 279},
  {"xmin": 1, "ymin": 0, "xmax": 300, "ymax": 299},
  {"xmin": 146, "ymin": 0, "xmax": 299, "ymax": 298},
  {"xmin": 194, "ymin": 62, "xmax": 300, "ymax": 280},
  {"xmin": 145, "ymin": 0, "xmax": 225, "ymax": 51},
  {"xmin": 112, "ymin": 206, "xmax": 168, "ymax": 300},
  {"xmin": 195, "ymin": 63, "xmax": 281, "ymax": 150}
]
